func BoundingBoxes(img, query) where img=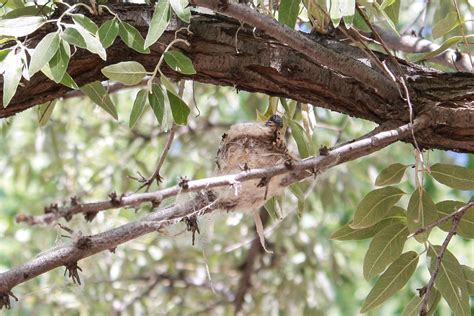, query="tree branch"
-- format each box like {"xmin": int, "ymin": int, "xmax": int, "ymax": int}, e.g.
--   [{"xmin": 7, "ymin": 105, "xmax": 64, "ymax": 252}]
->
[
  {"xmin": 190, "ymin": 0, "xmax": 400, "ymax": 100},
  {"xmin": 0, "ymin": 115, "xmax": 432, "ymax": 305},
  {"xmin": 419, "ymin": 198, "xmax": 474, "ymax": 316}
]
